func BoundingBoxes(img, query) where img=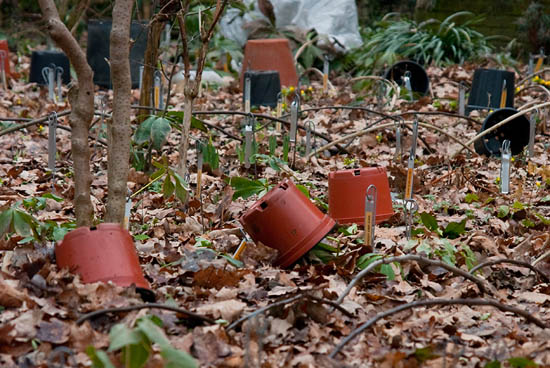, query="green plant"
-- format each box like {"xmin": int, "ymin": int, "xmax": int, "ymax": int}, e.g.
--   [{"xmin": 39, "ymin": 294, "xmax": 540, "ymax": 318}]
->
[
  {"xmin": 0, "ymin": 193, "xmax": 74, "ymax": 244},
  {"xmin": 344, "ymin": 11, "xmax": 494, "ymax": 75},
  {"xmin": 226, "ymin": 177, "xmax": 271, "ymax": 200},
  {"xmin": 86, "ymin": 315, "xmax": 197, "ymax": 368},
  {"xmin": 418, "ymin": 212, "xmax": 467, "ymax": 239},
  {"xmin": 518, "ymin": 2, "xmax": 550, "ymax": 54},
  {"xmin": 356, "ymin": 253, "xmax": 396, "ymax": 280}
]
